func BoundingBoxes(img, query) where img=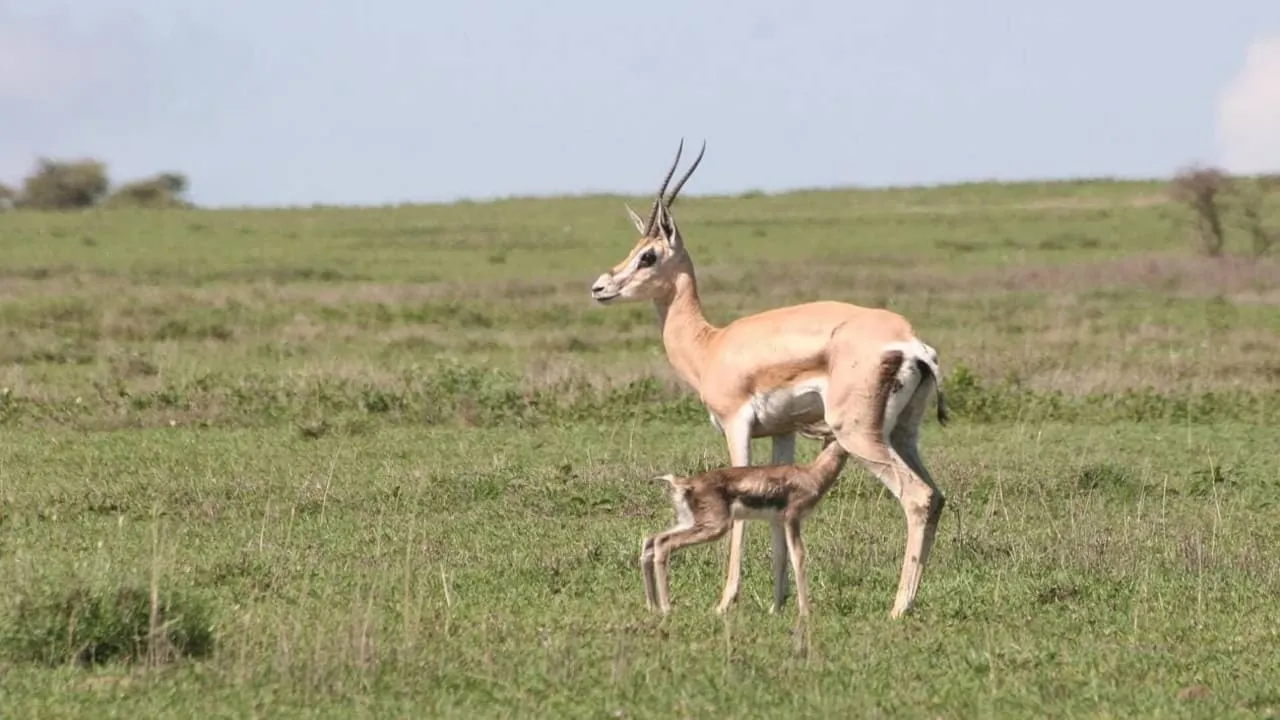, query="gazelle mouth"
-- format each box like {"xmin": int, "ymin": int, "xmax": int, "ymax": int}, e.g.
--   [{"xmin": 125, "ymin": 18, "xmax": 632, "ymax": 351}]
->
[{"xmin": 593, "ymin": 293, "xmax": 620, "ymax": 304}]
